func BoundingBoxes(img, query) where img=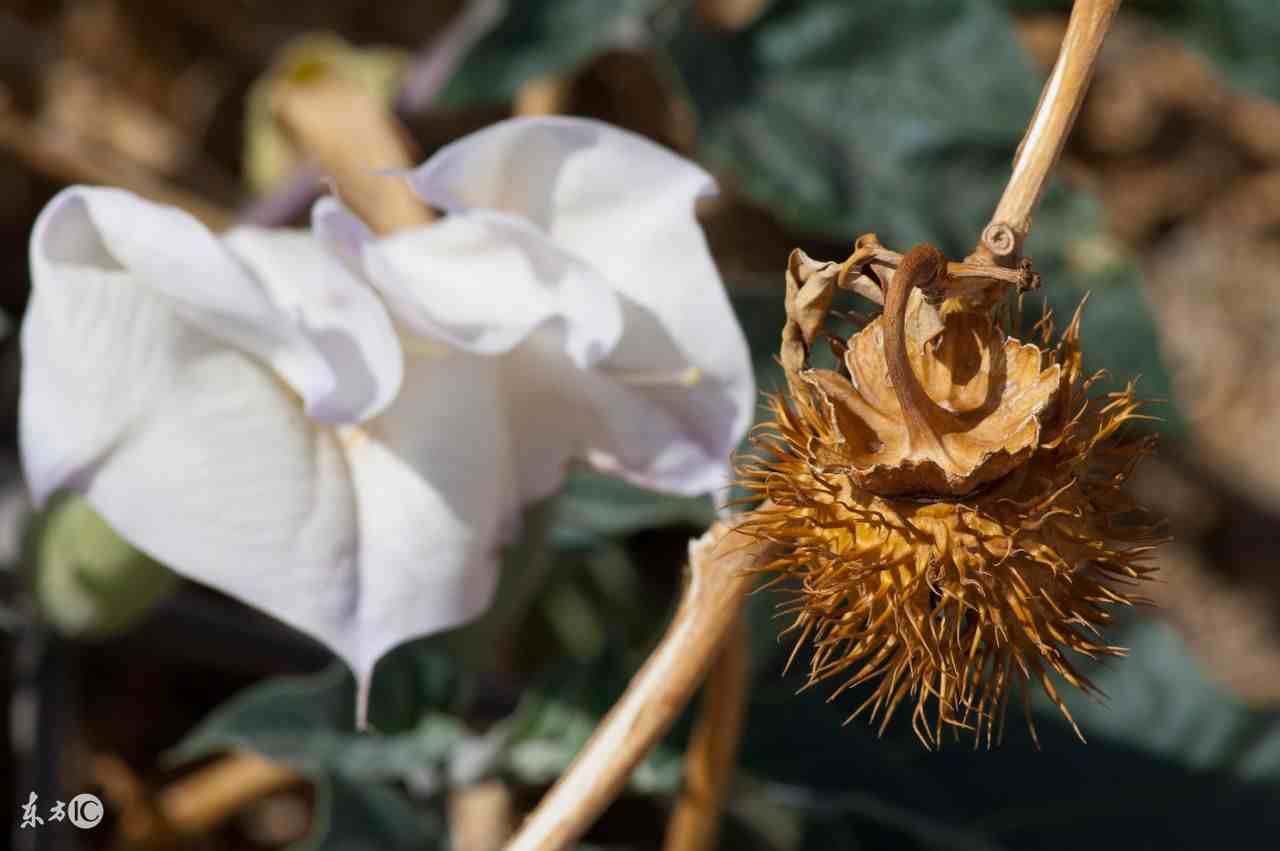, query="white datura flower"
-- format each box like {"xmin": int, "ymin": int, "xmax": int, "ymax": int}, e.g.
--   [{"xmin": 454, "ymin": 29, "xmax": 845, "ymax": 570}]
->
[{"xmin": 21, "ymin": 116, "xmax": 754, "ymax": 715}]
